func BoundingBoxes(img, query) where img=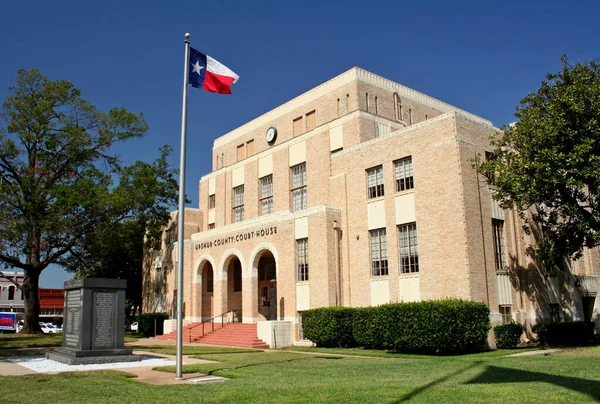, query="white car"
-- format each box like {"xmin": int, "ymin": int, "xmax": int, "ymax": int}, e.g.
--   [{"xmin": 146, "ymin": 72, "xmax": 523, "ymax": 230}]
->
[{"xmin": 39, "ymin": 324, "xmax": 55, "ymax": 334}]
